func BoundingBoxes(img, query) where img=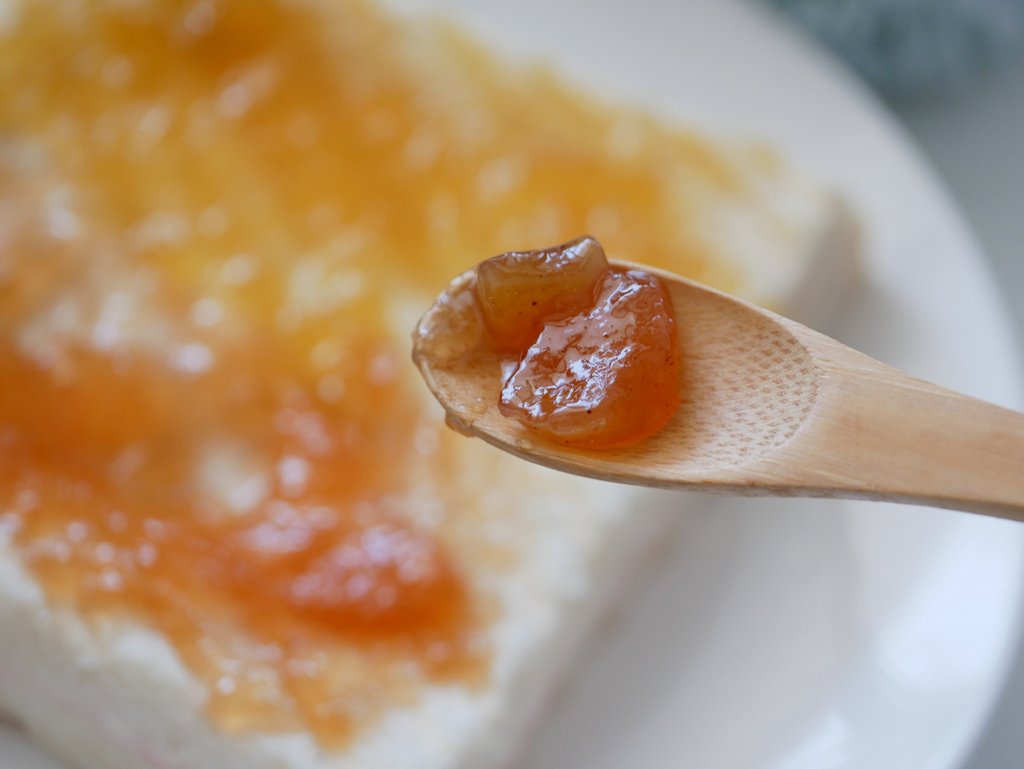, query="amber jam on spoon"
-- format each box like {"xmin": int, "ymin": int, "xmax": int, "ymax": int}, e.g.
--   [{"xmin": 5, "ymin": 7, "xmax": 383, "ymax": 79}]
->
[{"xmin": 474, "ymin": 237, "xmax": 681, "ymax": 448}]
